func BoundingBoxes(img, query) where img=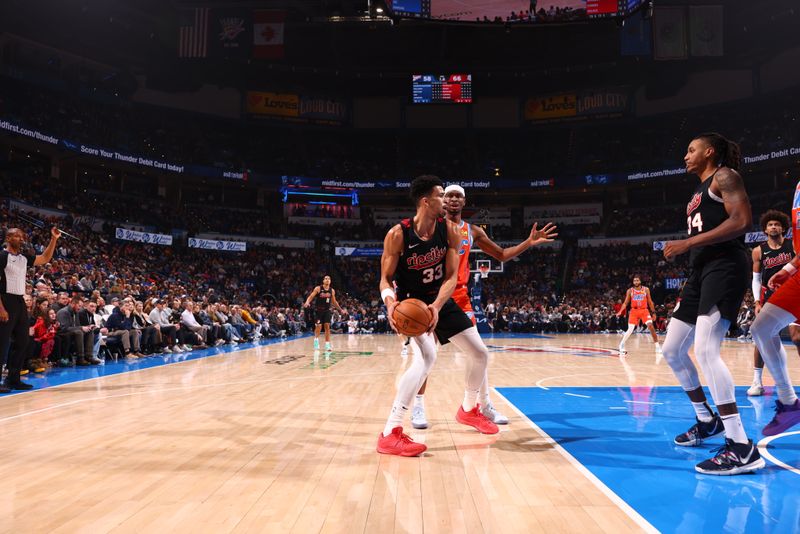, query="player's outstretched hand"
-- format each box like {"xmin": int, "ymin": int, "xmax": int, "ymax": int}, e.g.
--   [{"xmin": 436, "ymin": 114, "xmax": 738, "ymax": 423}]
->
[
  {"xmin": 51, "ymin": 227, "xmax": 62, "ymax": 240},
  {"xmin": 387, "ymin": 300, "xmax": 400, "ymax": 334},
  {"xmin": 426, "ymin": 304, "xmax": 439, "ymax": 334},
  {"xmin": 529, "ymin": 222, "xmax": 558, "ymax": 246}
]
